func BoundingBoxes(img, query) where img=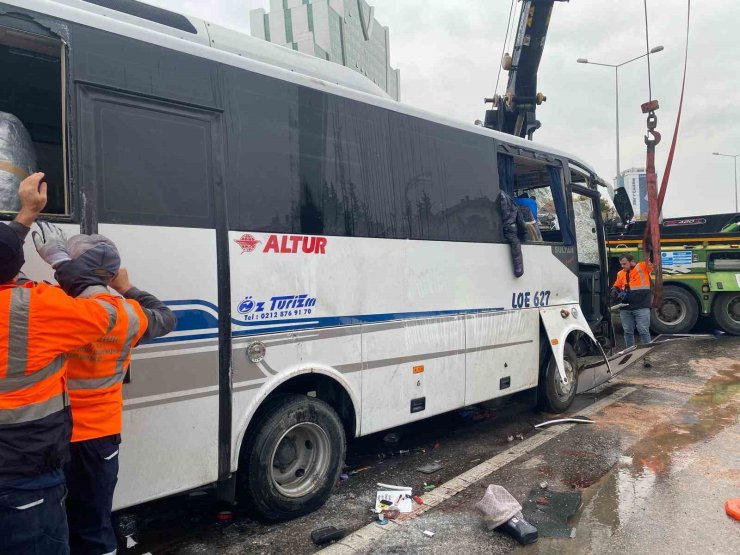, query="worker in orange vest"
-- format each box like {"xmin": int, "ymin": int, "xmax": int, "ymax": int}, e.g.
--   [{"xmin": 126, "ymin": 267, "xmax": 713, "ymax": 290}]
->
[
  {"xmin": 0, "ymin": 173, "xmax": 116, "ymax": 555},
  {"xmin": 612, "ymin": 253, "xmax": 653, "ymax": 347},
  {"xmin": 48, "ymin": 233, "xmax": 176, "ymax": 555}
]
